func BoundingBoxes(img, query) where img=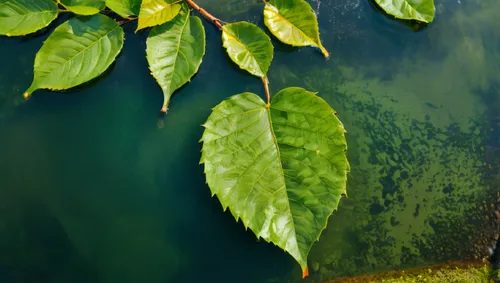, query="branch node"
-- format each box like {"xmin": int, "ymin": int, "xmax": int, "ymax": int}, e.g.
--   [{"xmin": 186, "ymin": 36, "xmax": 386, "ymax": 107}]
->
[{"xmin": 185, "ymin": 0, "xmax": 223, "ymax": 29}]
